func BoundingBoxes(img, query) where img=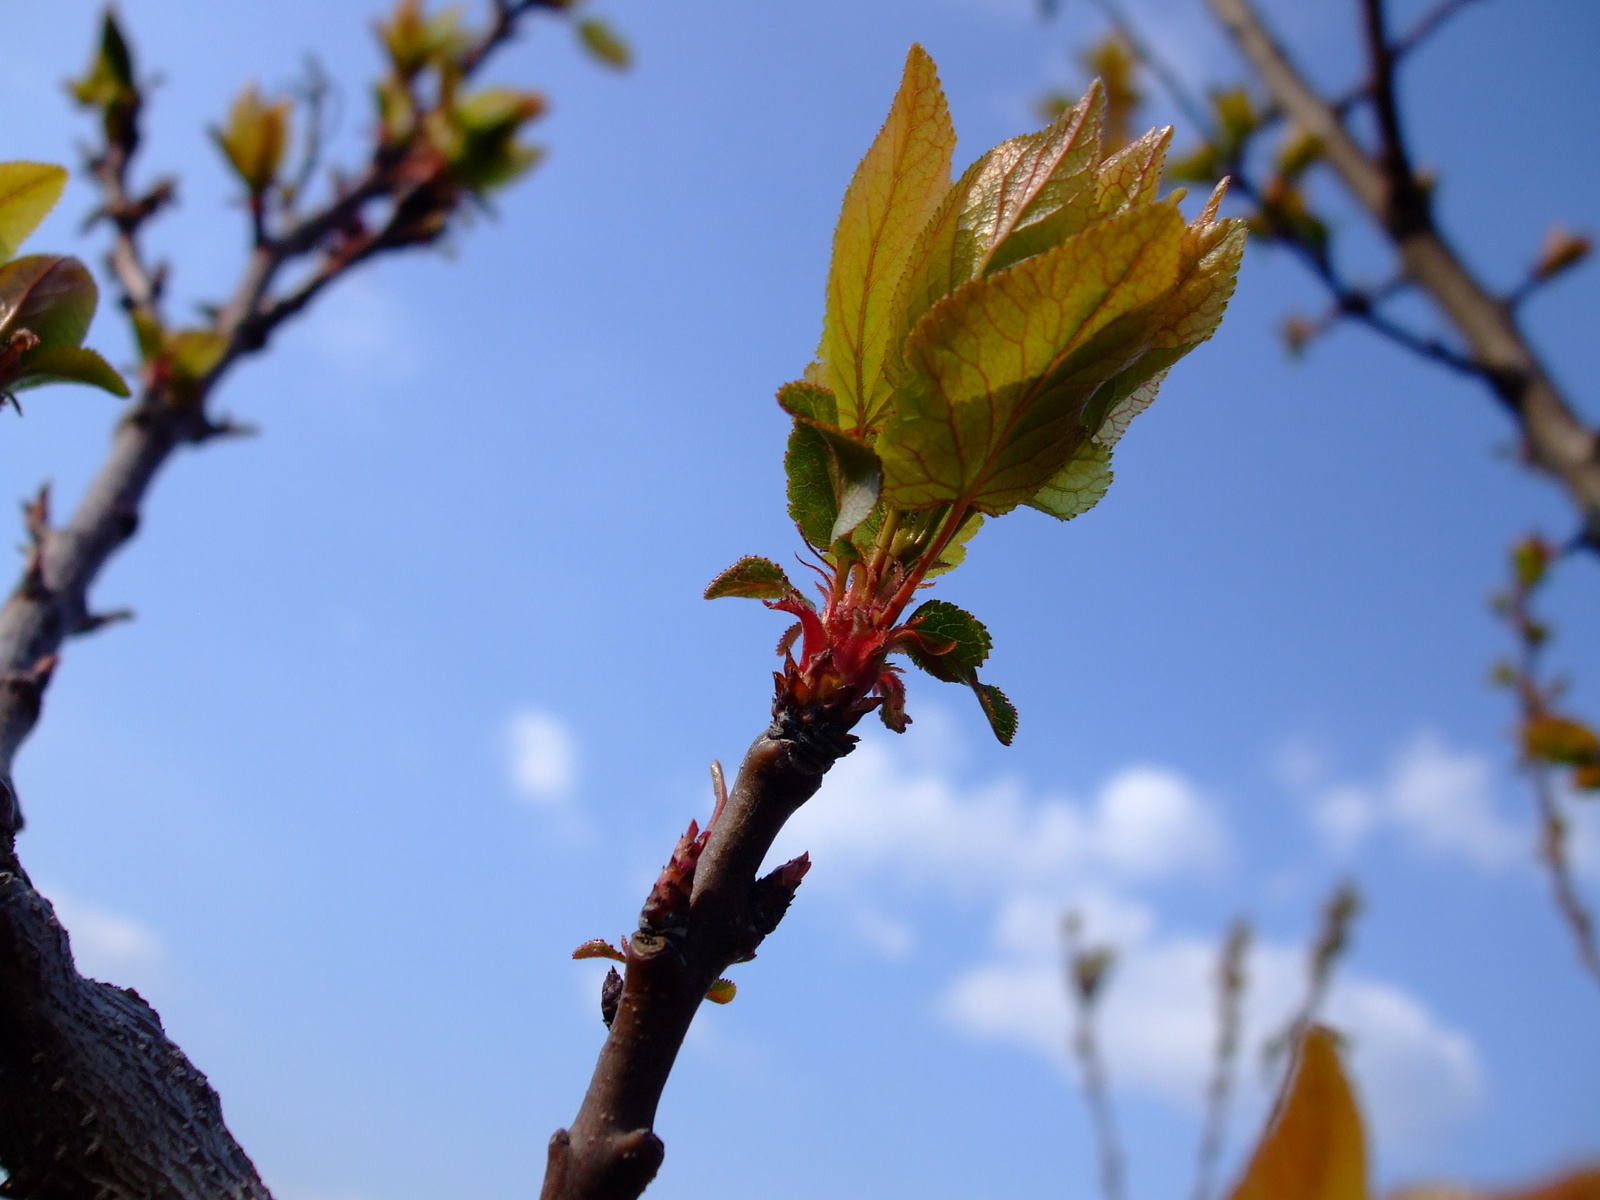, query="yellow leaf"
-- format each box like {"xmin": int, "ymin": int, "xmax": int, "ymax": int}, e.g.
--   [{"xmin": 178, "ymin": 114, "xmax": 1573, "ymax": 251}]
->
[
  {"xmin": 1230, "ymin": 1026, "xmax": 1367, "ymax": 1200},
  {"xmin": 0, "ymin": 163, "xmax": 68, "ymax": 261},
  {"xmin": 704, "ymin": 978, "xmax": 736, "ymax": 1004},
  {"xmin": 213, "ymin": 85, "xmax": 291, "ymax": 195},
  {"xmin": 1523, "ymin": 715, "xmax": 1600, "ymax": 766},
  {"xmin": 820, "ymin": 45, "xmax": 955, "ymax": 435}
]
